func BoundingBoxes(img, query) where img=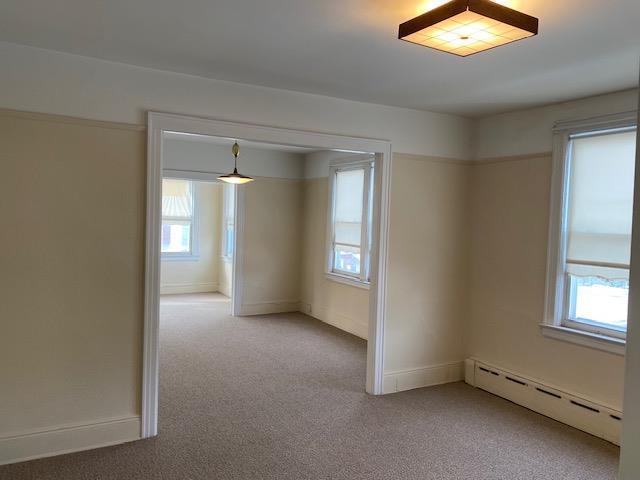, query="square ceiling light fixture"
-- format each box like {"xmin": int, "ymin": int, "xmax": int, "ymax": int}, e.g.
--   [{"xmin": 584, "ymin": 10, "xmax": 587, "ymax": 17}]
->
[{"xmin": 399, "ymin": 0, "xmax": 538, "ymax": 56}]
